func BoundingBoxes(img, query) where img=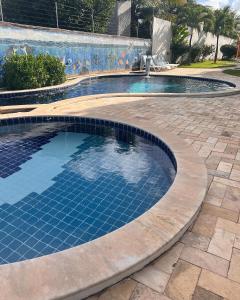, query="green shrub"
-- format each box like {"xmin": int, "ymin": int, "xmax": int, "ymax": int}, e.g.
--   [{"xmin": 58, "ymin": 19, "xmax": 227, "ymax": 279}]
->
[
  {"xmin": 201, "ymin": 45, "xmax": 215, "ymax": 61},
  {"xmin": 189, "ymin": 46, "xmax": 202, "ymax": 63},
  {"xmin": 171, "ymin": 43, "xmax": 189, "ymax": 63},
  {"xmin": 184, "ymin": 45, "xmax": 215, "ymax": 64},
  {"xmin": 172, "ymin": 25, "xmax": 189, "ymax": 45},
  {"xmin": 38, "ymin": 54, "xmax": 66, "ymax": 86},
  {"xmin": 171, "ymin": 25, "xmax": 190, "ymax": 64},
  {"xmin": 220, "ymin": 44, "xmax": 237, "ymax": 60},
  {"xmin": 2, "ymin": 54, "xmax": 66, "ymax": 90}
]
